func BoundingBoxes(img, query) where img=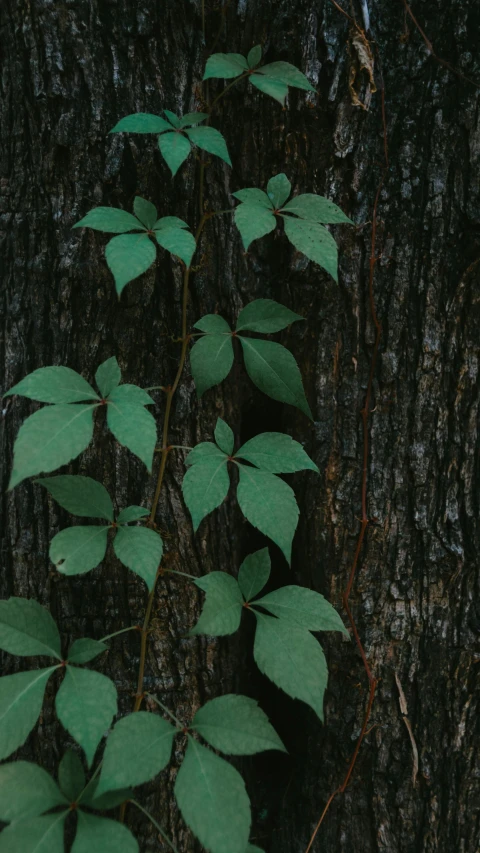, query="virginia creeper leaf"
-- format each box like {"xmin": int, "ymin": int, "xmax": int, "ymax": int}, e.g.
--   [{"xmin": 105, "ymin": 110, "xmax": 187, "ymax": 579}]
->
[
  {"xmin": 0, "ymin": 597, "xmax": 61, "ymax": 659},
  {"xmin": 0, "ymin": 813, "xmax": 66, "ymax": 853},
  {"xmin": 253, "ymin": 586, "xmax": 349, "ymax": 635},
  {"xmin": 163, "ymin": 109, "xmax": 181, "ymax": 128},
  {"xmin": 247, "ymin": 45, "xmax": 262, "ymax": 68},
  {"xmin": 235, "ymin": 433, "xmax": 318, "ymax": 473},
  {"xmin": 133, "ymin": 197, "xmax": 157, "ymax": 229},
  {"xmin": 158, "ymin": 131, "xmax": 191, "ymax": 176},
  {"xmin": 105, "ymin": 233, "xmax": 156, "ymax": 295},
  {"xmin": 214, "ymin": 417, "xmax": 234, "ymax": 455},
  {"xmin": 247, "ymin": 846, "xmax": 265, "ymax": 853},
  {"xmin": 191, "ymin": 694, "xmax": 286, "ymax": 755},
  {"xmin": 95, "ymin": 357, "xmax": 121, "ymax": 399},
  {"xmin": 234, "ymin": 204, "xmax": 276, "ymax": 251},
  {"xmin": 255, "ymin": 61, "xmax": 315, "ymax": 91},
  {"xmin": 0, "ymin": 667, "xmax": 57, "ymax": 761},
  {"xmin": 191, "ymin": 573, "xmax": 243, "ymax": 636},
  {"xmin": 185, "ymin": 442, "xmax": 226, "ymax": 466},
  {"xmin": 249, "ymin": 74, "xmax": 288, "ymax": 104},
  {"xmin": 73, "ymin": 208, "xmax": 143, "ymax": 233},
  {"xmin": 190, "ymin": 334, "xmax": 234, "ymax": 397},
  {"xmin": 72, "ymin": 811, "xmax": 139, "ymax": 853},
  {"xmin": 182, "ymin": 456, "xmax": 230, "ymax": 531},
  {"xmin": 107, "ymin": 384, "xmax": 154, "ymax": 406},
  {"xmin": 231, "ymin": 188, "xmax": 272, "ymax": 208},
  {"xmin": 154, "ymin": 223, "xmax": 196, "ymax": 266},
  {"xmin": 239, "ymin": 338, "xmax": 312, "ymax": 418},
  {"xmin": 36, "ymin": 475, "xmax": 114, "ymax": 521},
  {"xmin": 49, "ymin": 526, "xmax": 109, "ymax": 576},
  {"xmin": 235, "ymin": 299, "xmax": 303, "ymax": 333},
  {"xmin": 107, "ymin": 402, "xmax": 156, "ymax": 471},
  {"xmin": 110, "ymin": 113, "xmax": 172, "ymax": 133},
  {"xmin": 282, "ymin": 217, "xmax": 338, "ymax": 281},
  {"xmin": 266, "ymin": 173, "xmax": 291, "ymax": 209},
  {"xmin": 185, "ymin": 126, "xmax": 232, "ymax": 167},
  {"xmin": 236, "ymin": 465, "xmax": 298, "ymax": 564},
  {"xmin": 203, "ymin": 53, "xmax": 248, "ymax": 80},
  {"xmin": 58, "ymin": 749, "xmax": 86, "ymax": 801},
  {"xmin": 55, "ymin": 666, "xmax": 117, "ymax": 767},
  {"xmin": 113, "ymin": 526, "xmax": 163, "ymax": 591},
  {"xmin": 67, "ymin": 638, "xmax": 109, "ymax": 665},
  {"xmin": 5, "ymin": 367, "xmax": 99, "ymax": 404},
  {"xmin": 0, "ymin": 761, "xmax": 67, "ymax": 822},
  {"xmin": 97, "ymin": 712, "xmax": 175, "ymax": 794},
  {"xmin": 237, "ymin": 549, "xmax": 271, "ymax": 602},
  {"xmin": 154, "ymin": 215, "xmax": 189, "ymax": 231},
  {"xmin": 281, "ymin": 194, "xmax": 353, "ymax": 224},
  {"xmin": 80, "ymin": 780, "xmax": 133, "ymax": 810},
  {"xmin": 179, "ymin": 111, "xmax": 209, "ymax": 128},
  {"xmin": 116, "ymin": 506, "xmax": 150, "ymax": 523},
  {"xmin": 194, "ymin": 314, "xmax": 232, "ymax": 334}
]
